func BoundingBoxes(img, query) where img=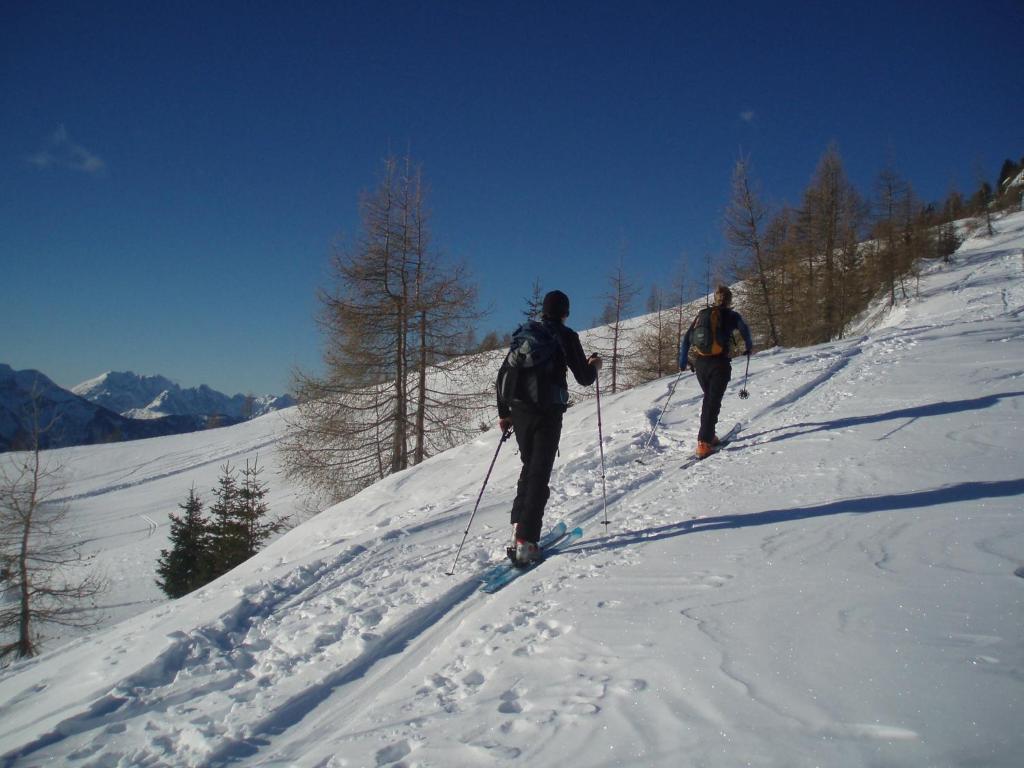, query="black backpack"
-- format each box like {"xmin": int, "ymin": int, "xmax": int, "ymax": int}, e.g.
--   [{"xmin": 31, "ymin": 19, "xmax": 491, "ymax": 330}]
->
[
  {"xmin": 496, "ymin": 321, "xmax": 567, "ymax": 408},
  {"xmin": 690, "ymin": 306, "xmax": 730, "ymax": 357}
]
